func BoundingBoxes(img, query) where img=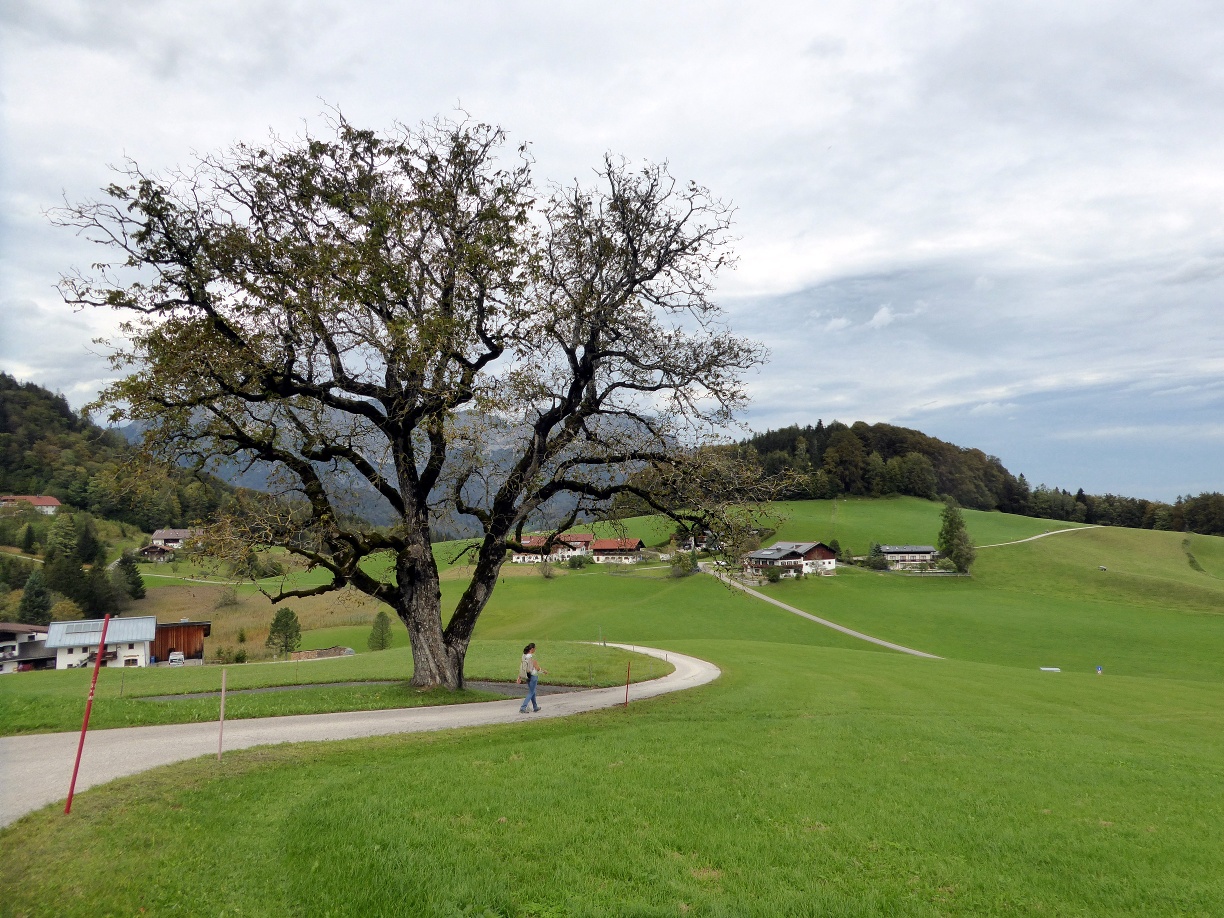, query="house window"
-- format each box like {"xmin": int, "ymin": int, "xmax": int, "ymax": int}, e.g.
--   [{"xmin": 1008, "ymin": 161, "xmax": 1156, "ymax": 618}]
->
[{"xmin": 128, "ymin": 643, "xmax": 135, "ymax": 650}]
